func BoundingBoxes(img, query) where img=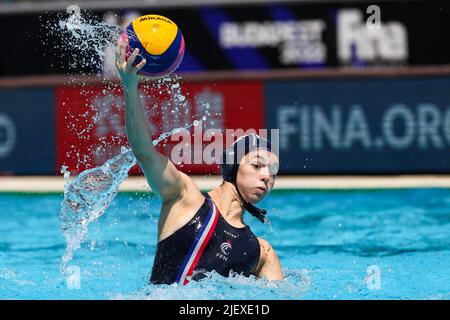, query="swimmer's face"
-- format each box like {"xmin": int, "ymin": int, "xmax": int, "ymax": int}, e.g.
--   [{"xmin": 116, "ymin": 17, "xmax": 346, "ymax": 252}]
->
[{"xmin": 235, "ymin": 149, "xmax": 279, "ymax": 203}]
